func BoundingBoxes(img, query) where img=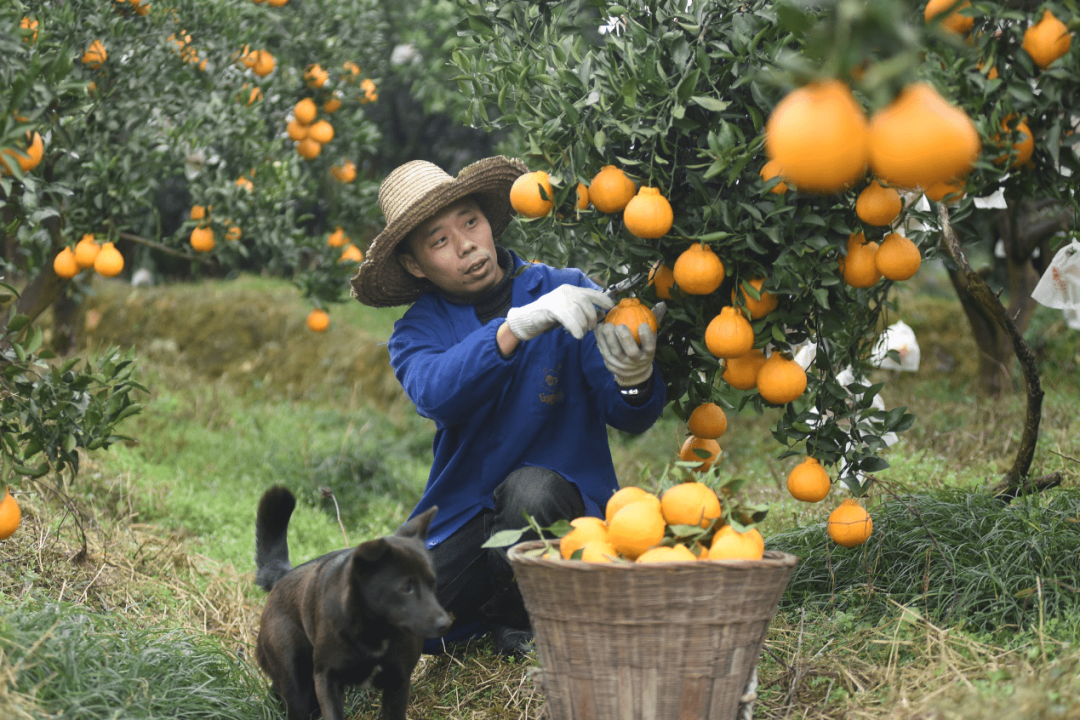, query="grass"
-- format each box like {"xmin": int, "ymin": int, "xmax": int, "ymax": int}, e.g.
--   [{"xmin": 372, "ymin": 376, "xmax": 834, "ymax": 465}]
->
[{"xmin": 2, "ymin": 263, "xmax": 1078, "ymax": 719}]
